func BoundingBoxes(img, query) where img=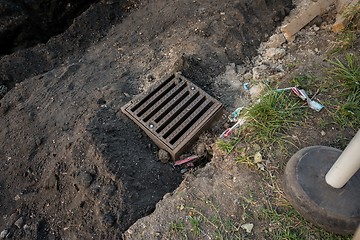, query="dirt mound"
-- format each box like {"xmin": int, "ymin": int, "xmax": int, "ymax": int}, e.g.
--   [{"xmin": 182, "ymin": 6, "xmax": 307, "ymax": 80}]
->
[{"xmin": 0, "ymin": 0, "xmax": 292, "ymax": 238}]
